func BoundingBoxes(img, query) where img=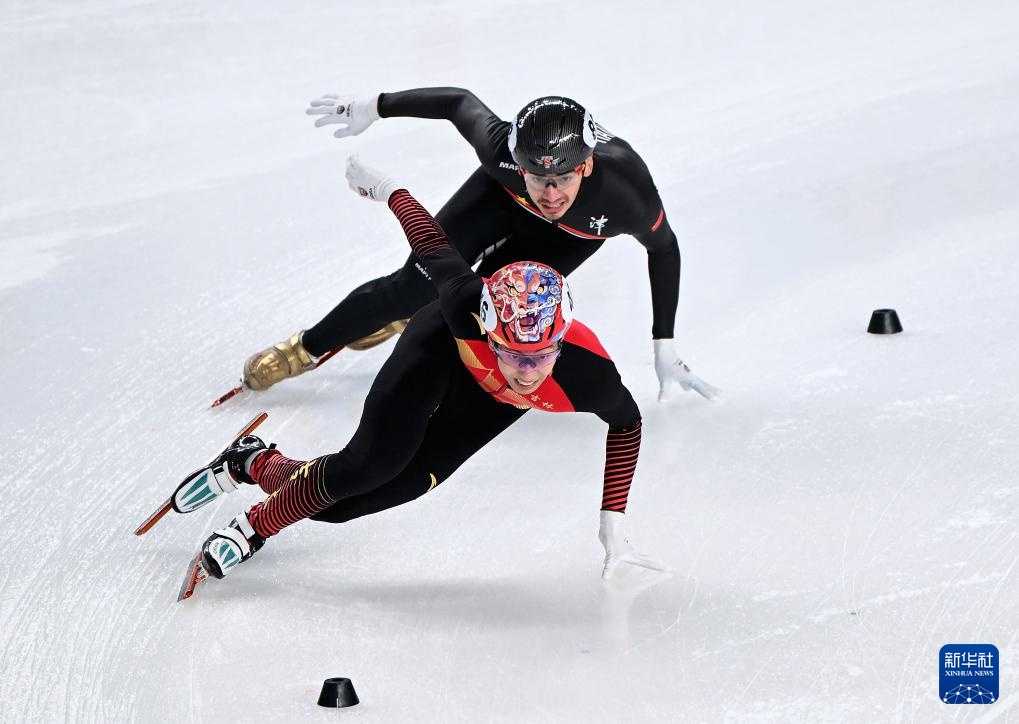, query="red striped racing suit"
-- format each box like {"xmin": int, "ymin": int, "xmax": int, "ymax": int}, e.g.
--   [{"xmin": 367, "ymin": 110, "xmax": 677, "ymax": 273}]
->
[{"xmin": 244, "ymin": 190, "xmax": 644, "ymax": 539}]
